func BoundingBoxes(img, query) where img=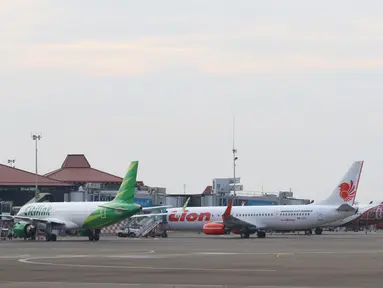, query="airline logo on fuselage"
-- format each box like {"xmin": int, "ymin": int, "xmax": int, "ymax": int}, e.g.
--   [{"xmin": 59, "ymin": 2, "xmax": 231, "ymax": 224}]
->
[
  {"xmin": 169, "ymin": 210, "xmax": 211, "ymax": 222},
  {"xmin": 22, "ymin": 204, "xmax": 52, "ymax": 216},
  {"xmin": 357, "ymin": 205, "xmax": 383, "ymax": 221}
]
